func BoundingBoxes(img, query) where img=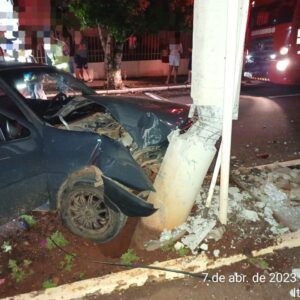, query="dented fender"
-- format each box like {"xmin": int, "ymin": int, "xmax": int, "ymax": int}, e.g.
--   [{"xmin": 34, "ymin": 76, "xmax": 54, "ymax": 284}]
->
[
  {"xmin": 102, "ymin": 176, "xmax": 156, "ymax": 217},
  {"xmin": 93, "ymin": 135, "xmax": 154, "ymax": 192}
]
